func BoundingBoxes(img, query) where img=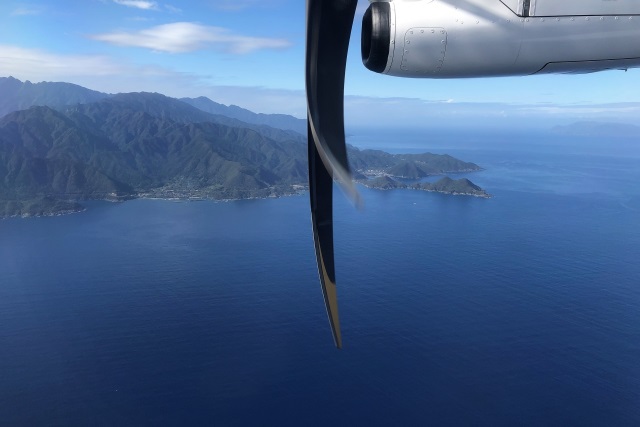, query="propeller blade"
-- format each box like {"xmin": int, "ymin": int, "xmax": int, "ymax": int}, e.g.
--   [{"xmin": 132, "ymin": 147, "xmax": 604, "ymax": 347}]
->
[{"xmin": 306, "ymin": 0, "xmax": 359, "ymax": 348}]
